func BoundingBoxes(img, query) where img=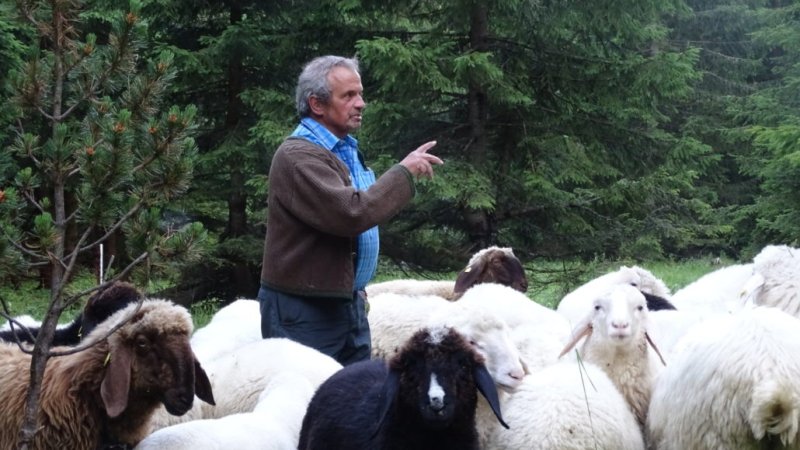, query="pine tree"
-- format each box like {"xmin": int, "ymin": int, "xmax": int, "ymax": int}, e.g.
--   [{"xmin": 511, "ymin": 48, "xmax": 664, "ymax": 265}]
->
[
  {"xmin": 668, "ymin": 0, "xmax": 800, "ymax": 255},
  {"xmin": 0, "ymin": 0, "xmax": 205, "ymax": 446},
  {"xmin": 353, "ymin": 0, "xmax": 714, "ymax": 263}
]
